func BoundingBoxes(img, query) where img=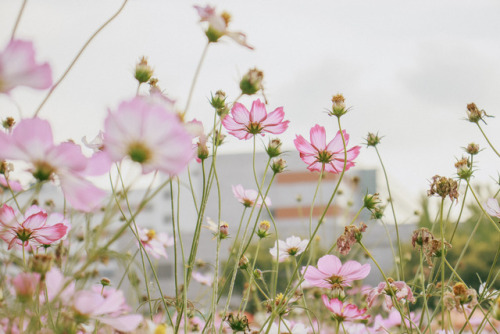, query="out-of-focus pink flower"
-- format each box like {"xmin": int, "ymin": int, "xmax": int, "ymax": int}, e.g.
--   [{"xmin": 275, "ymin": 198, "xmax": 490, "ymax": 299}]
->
[
  {"xmin": 370, "ymin": 309, "xmax": 420, "ymax": 332},
  {"xmin": 294, "ymin": 125, "xmax": 360, "ymax": 174},
  {"xmin": 194, "ymin": 5, "xmax": 253, "ymax": 49},
  {"xmin": 322, "ymin": 295, "xmax": 370, "ymax": 322},
  {"xmin": 0, "ymin": 204, "xmax": 69, "ymax": 249},
  {"xmin": 0, "ymin": 40, "xmax": 52, "ymax": 93},
  {"xmin": 103, "ymin": 97, "xmax": 194, "ymax": 175},
  {"xmin": 138, "ymin": 228, "xmax": 173, "ymax": 259},
  {"xmin": 43, "ymin": 267, "xmax": 75, "ymax": 303},
  {"xmin": 268, "ymin": 319, "xmax": 311, "ymax": 334},
  {"xmin": 222, "ymin": 99, "xmax": 289, "ymax": 140},
  {"xmin": 269, "ymin": 236, "xmax": 308, "ymax": 262},
  {"xmin": 192, "ymin": 272, "xmax": 214, "ymax": 286},
  {"xmin": 73, "ymin": 287, "xmax": 142, "ymax": 332},
  {"xmin": 485, "ymin": 198, "xmax": 500, "ymax": 218},
  {"xmin": 12, "ymin": 272, "xmax": 40, "ymax": 301},
  {"xmin": 0, "ymin": 175, "xmax": 22, "ymax": 192},
  {"xmin": 232, "ymin": 184, "xmax": 271, "ymax": 208},
  {"xmin": 367, "ymin": 280, "xmax": 415, "ymax": 310},
  {"xmin": 0, "ymin": 118, "xmax": 107, "ymax": 212},
  {"xmin": 302, "ymin": 255, "xmax": 370, "ymax": 289}
]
